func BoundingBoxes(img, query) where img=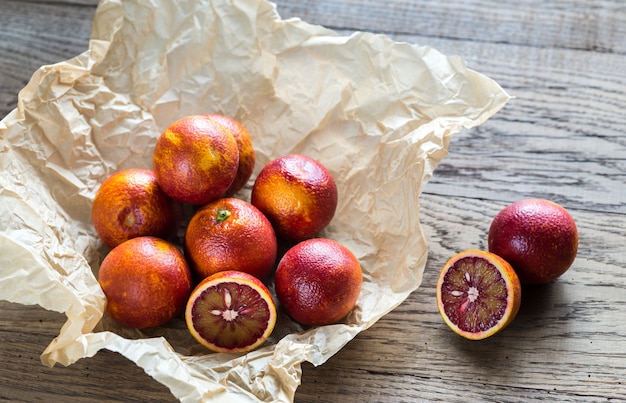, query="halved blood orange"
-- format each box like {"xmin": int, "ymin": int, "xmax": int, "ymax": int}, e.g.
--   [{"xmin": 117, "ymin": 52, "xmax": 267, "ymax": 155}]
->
[
  {"xmin": 185, "ymin": 270, "xmax": 276, "ymax": 354},
  {"xmin": 436, "ymin": 250, "xmax": 521, "ymax": 340}
]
